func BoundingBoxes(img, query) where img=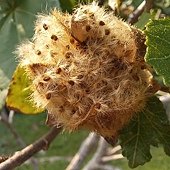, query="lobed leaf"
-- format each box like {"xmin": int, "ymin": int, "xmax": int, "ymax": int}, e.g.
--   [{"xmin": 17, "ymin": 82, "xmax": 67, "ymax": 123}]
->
[
  {"xmin": 145, "ymin": 18, "xmax": 170, "ymax": 86},
  {"xmin": 119, "ymin": 96, "xmax": 170, "ymax": 168}
]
